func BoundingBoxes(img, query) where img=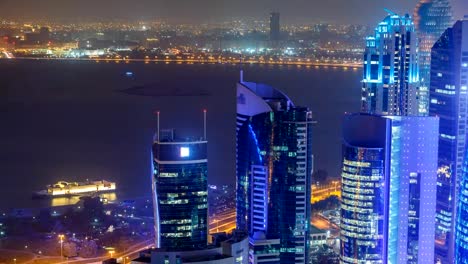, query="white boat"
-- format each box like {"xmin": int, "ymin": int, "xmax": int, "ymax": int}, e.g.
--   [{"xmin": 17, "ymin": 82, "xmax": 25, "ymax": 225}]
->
[{"xmin": 33, "ymin": 180, "xmax": 116, "ymax": 198}]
